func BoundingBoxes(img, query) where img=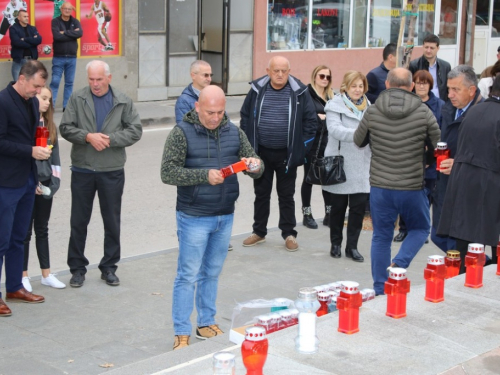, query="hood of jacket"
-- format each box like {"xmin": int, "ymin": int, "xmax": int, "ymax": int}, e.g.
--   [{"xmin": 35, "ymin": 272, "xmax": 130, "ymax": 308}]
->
[
  {"xmin": 180, "ymin": 84, "xmax": 198, "ymax": 101},
  {"xmin": 375, "ymin": 88, "xmax": 423, "ymax": 120},
  {"xmin": 250, "ymin": 74, "xmax": 307, "ymax": 95}
]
